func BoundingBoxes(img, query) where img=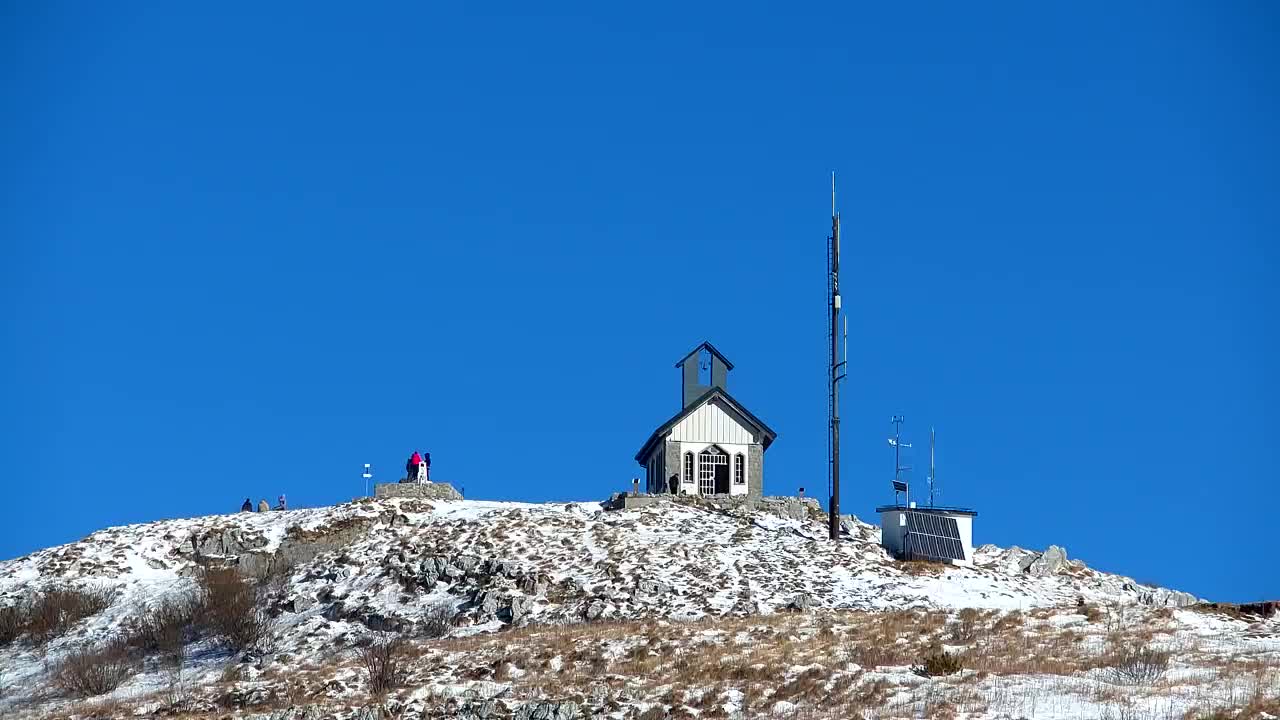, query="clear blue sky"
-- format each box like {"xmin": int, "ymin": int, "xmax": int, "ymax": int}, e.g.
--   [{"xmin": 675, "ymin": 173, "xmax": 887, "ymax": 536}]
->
[{"xmin": 2, "ymin": 3, "xmax": 1276, "ymax": 603}]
